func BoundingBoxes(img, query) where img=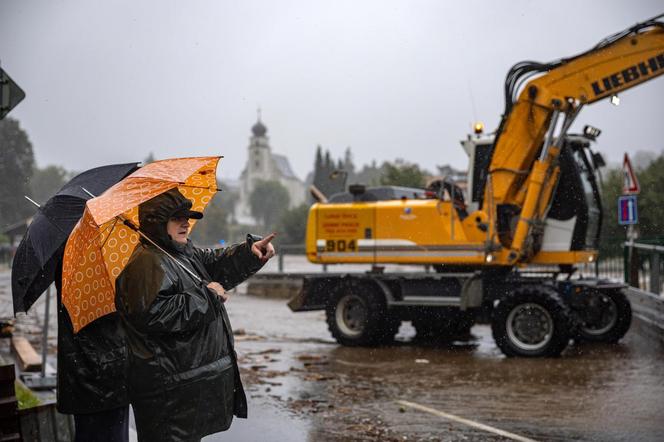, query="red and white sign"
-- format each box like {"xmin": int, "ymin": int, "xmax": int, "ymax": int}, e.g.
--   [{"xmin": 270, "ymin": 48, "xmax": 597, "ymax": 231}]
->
[{"xmin": 622, "ymin": 153, "xmax": 640, "ymax": 195}]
